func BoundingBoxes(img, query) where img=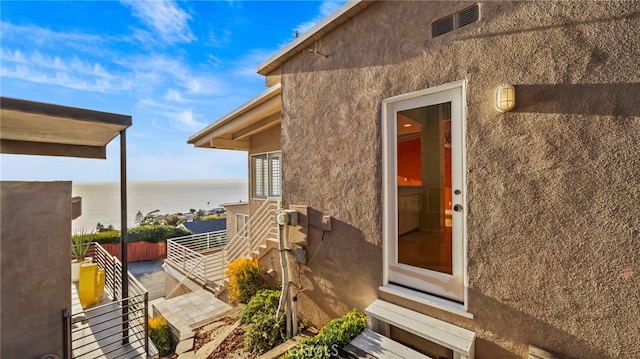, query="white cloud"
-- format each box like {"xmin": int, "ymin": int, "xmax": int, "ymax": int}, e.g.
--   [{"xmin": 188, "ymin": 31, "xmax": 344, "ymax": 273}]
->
[
  {"xmin": 1, "ymin": 22, "xmax": 115, "ymax": 57},
  {"xmin": 170, "ymin": 109, "xmax": 206, "ymax": 131},
  {"xmin": 164, "ymin": 88, "xmax": 186, "ymax": 102},
  {"xmin": 1, "ymin": 65, "xmax": 130, "ymax": 94},
  {"xmin": 121, "ymin": 54, "xmax": 225, "ymax": 96},
  {"xmin": 121, "ymin": 0, "xmax": 195, "ymax": 44},
  {"xmin": 1, "ymin": 21, "xmax": 105, "ymax": 46},
  {"xmin": 295, "ymin": 0, "xmax": 345, "ymax": 35},
  {"xmin": 0, "ymin": 48, "xmax": 133, "ymax": 93}
]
